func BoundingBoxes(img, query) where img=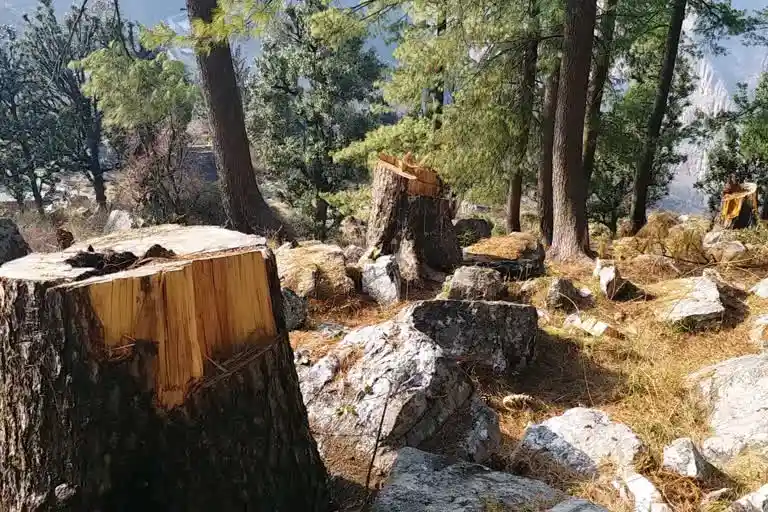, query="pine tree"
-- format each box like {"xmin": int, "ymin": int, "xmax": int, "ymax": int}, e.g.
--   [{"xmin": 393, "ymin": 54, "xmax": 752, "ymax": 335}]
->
[{"xmin": 246, "ymin": 0, "xmax": 385, "ymax": 239}]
